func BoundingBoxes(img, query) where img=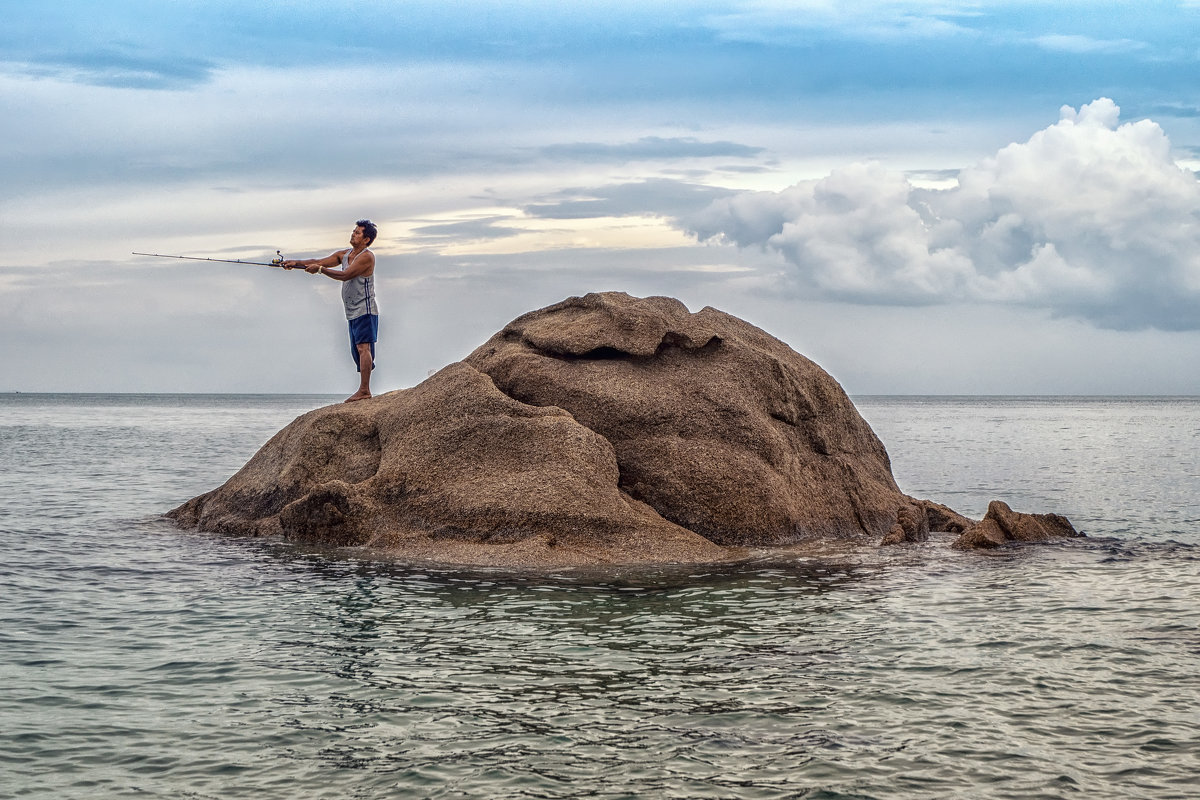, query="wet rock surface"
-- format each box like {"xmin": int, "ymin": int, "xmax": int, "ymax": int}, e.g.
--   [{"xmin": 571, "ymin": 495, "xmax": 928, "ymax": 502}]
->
[
  {"xmin": 168, "ymin": 292, "xmax": 1080, "ymax": 565},
  {"xmin": 952, "ymin": 500, "xmax": 1084, "ymax": 550}
]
